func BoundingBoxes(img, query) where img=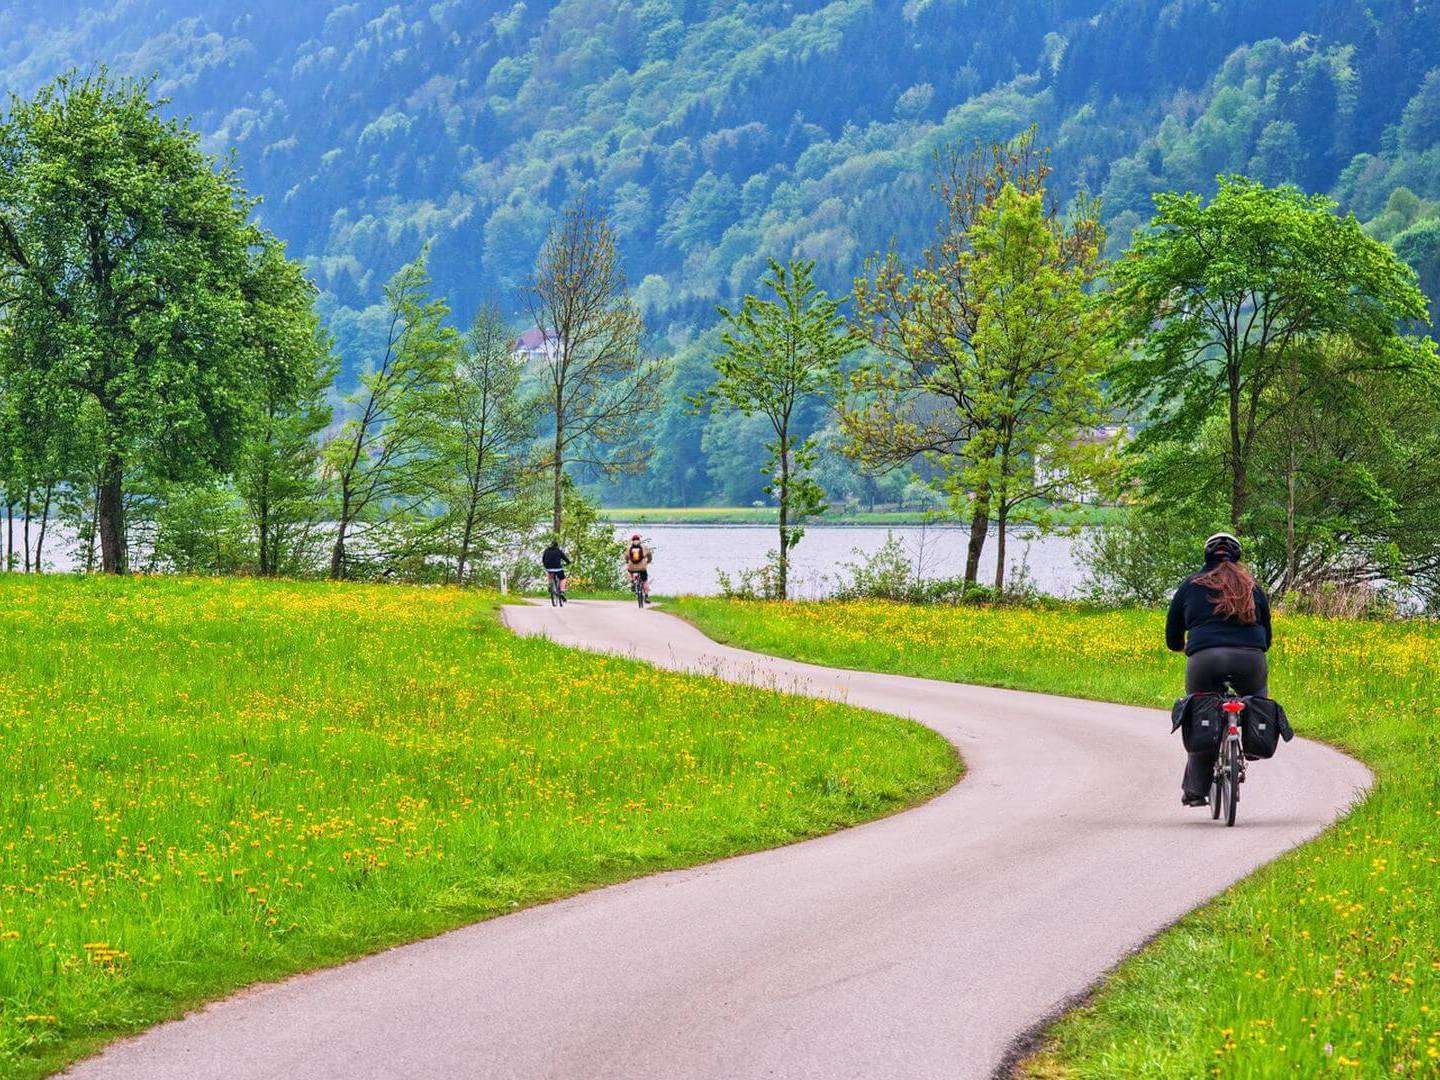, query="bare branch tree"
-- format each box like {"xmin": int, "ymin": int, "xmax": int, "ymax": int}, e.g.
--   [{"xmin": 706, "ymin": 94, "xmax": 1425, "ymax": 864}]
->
[{"xmin": 528, "ymin": 197, "xmax": 665, "ymax": 535}]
